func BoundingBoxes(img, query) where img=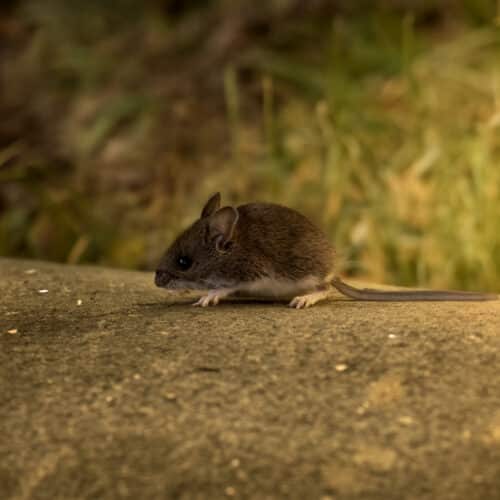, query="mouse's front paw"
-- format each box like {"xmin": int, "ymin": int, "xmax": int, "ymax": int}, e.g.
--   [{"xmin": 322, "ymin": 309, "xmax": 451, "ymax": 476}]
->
[{"xmin": 192, "ymin": 289, "xmax": 232, "ymax": 307}]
